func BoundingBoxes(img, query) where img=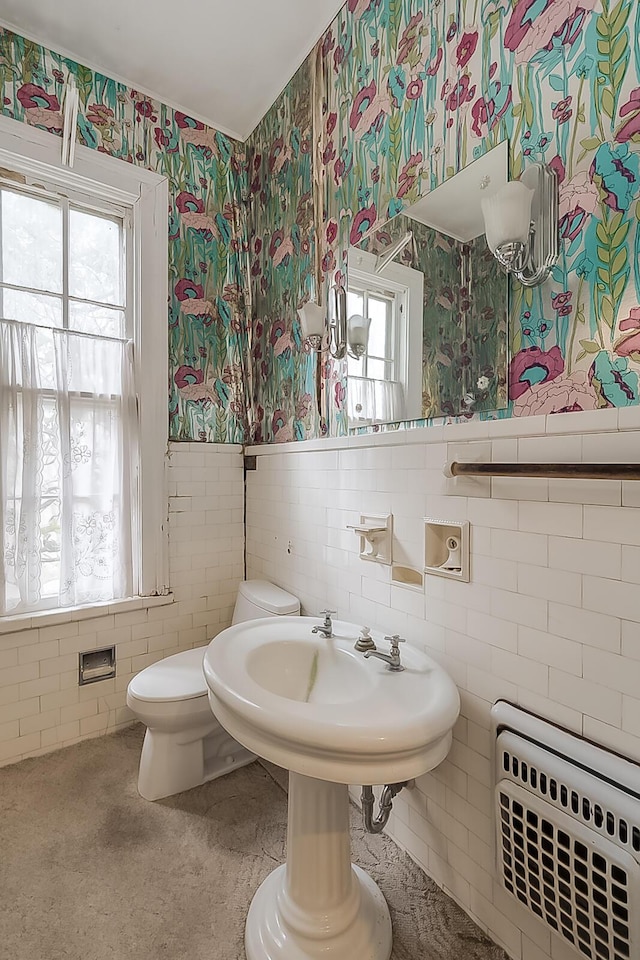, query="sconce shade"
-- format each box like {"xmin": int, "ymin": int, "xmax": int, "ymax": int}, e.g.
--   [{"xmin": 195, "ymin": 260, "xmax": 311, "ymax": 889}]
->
[
  {"xmin": 347, "ymin": 314, "xmax": 371, "ymax": 358},
  {"xmin": 481, "ymin": 180, "xmax": 534, "ymax": 253},
  {"xmin": 297, "ymin": 301, "xmax": 325, "ymax": 339}
]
